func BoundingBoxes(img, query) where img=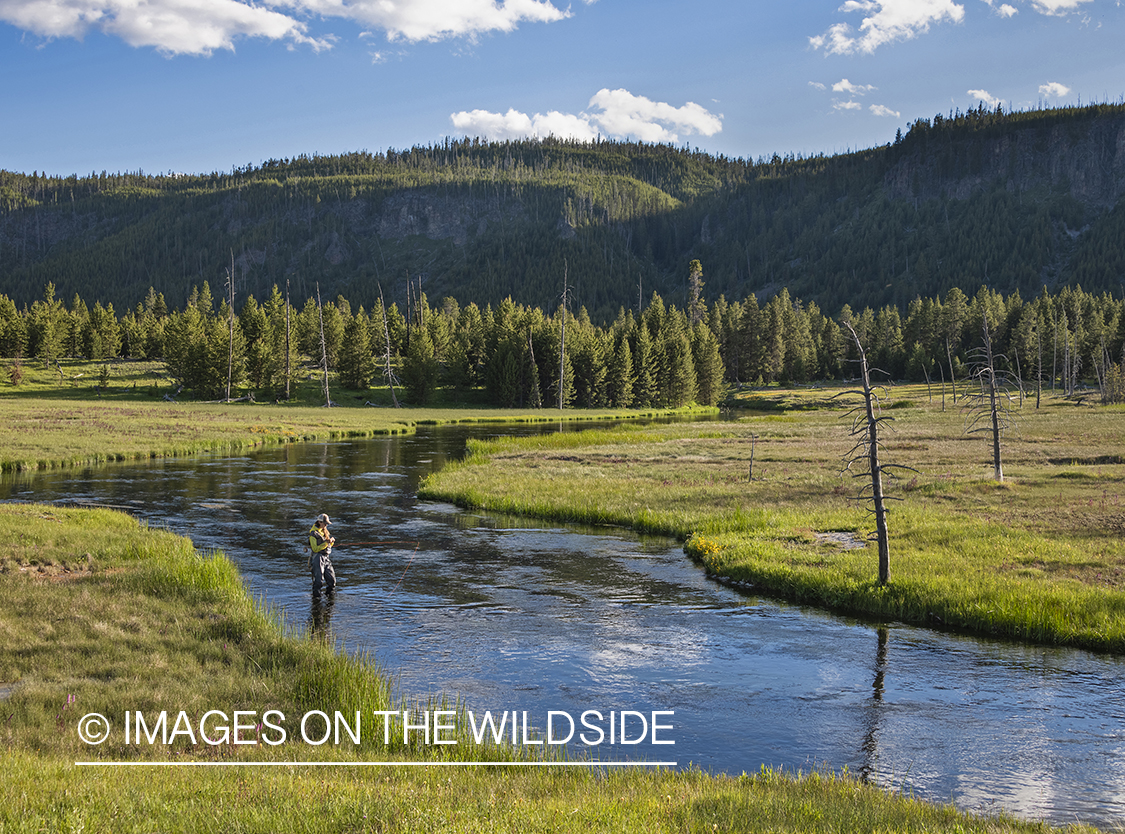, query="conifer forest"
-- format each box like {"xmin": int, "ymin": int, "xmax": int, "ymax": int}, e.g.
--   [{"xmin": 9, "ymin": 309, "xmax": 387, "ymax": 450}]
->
[{"xmin": 2, "ymin": 103, "xmax": 1125, "ymax": 406}]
